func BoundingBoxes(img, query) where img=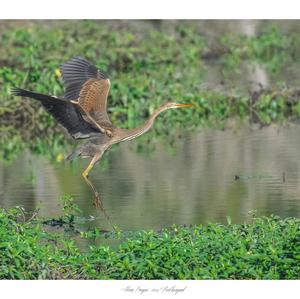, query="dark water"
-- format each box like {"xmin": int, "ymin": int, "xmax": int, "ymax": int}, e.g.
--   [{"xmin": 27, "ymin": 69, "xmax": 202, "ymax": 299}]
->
[{"xmin": 1, "ymin": 124, "xmax": 300, "ymax": 233}]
